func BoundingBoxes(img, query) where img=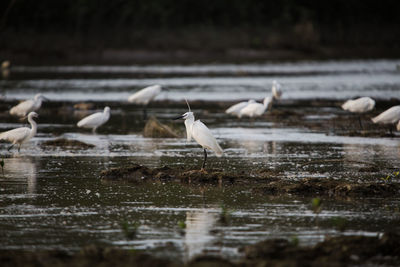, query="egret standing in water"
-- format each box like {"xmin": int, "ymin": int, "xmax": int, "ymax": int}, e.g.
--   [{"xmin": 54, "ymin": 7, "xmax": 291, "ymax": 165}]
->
[
  {"xmin": 371, "ymin": 105, "xmax": 400, "ymax": 133},
  {"xmin": 341, "ymin": 96, "xmax": 375, "ymax": 129},
  {"xmin": 10, "ymin": 94, "xmax": 48, "ymax": 118},
  {"xmin": 0, "ymin": 112, "xmax": 38, "ymax": 152},
  {"xmin": 271, "ymin": 80, "xmax": 282, "ymax": 100},
  {"xmin": 77, "ymin": 106, "xmax": 110, "ymax": 133},
  {"xmin": 174, "ymin": 100, "xmax": 223, "ymax": 170},
  {"xmin": 128, "ymin": 84, "xmax": 162, "ymax": 119},
  {"xmin": 239, "ymin": 96, "xmax": 272, "ymax": 118},
  {"xmin": 225, "ymin": 99, "xmax": 255, "ymax": 118}
]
